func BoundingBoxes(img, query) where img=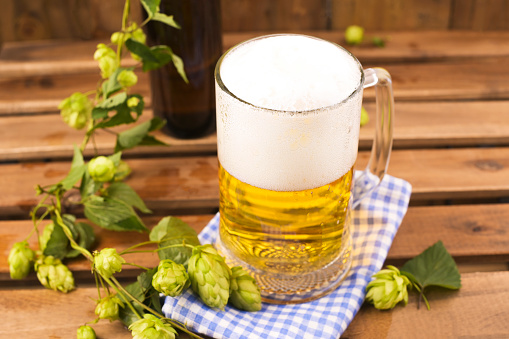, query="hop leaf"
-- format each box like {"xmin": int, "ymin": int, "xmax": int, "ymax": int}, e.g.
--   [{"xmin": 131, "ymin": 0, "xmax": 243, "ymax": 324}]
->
[
  {"xmin": 35, "ymin": 255, "xmax": 75, "ymax": 293},
  {"xmin": 128, "ymin": 313, "xmax": 177, "ymax": 339},
  {"xmin": 365, "ymin": 265, "xmax": 411, "ymax": 310},
  {"xmin": 345, "ymin": 25, "xmax": 364, "ymax": 45},
  {"xmin": 187, "ymin": 245, "xmax": 231, "ymax": 310},
  {"xmin": 152, "ymin": 259, "xmax": 190, "ymax": 297},
  {"xmin": 93, "ymin": 248, "xmax": 125, "ymax": 278},
  {"xmin": 8, "ymin": 241, "xmax": 35, "ymax": 279},
  {"xmin": 94, "ymin": 43, "xmax": 119, "ymax": 79},
  {"xmin": 58, "ymin": 92, "xmax": 92, "ymax": 130},
  {"xmin": 88, "ymin": 156, "xmax": 116, "ymax": 182},
  {"xmin": 229, "ymin": 267, "xmax": 262, "ymax": 312},
  {"xmin": 77, "ymin": 325, "xmax": 96, "ymax": 339}
]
